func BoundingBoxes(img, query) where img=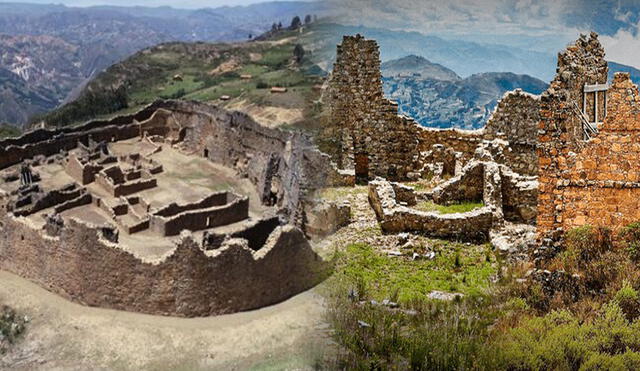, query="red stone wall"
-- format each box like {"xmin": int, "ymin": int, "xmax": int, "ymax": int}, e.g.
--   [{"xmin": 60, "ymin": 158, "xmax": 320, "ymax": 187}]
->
[
  {"xmin": 552, "ymin": 74, "xmax": 640, "ymax": 232},
  {"xmin": 537, "ymin": 33, "xmax": 609, "ymax": 246}
]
